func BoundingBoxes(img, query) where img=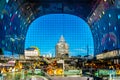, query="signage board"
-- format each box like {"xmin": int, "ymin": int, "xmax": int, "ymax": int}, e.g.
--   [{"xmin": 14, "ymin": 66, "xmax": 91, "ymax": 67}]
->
[{"xmin": 64, "ymin": 70, "xmax": 82, "ymax": 75}]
